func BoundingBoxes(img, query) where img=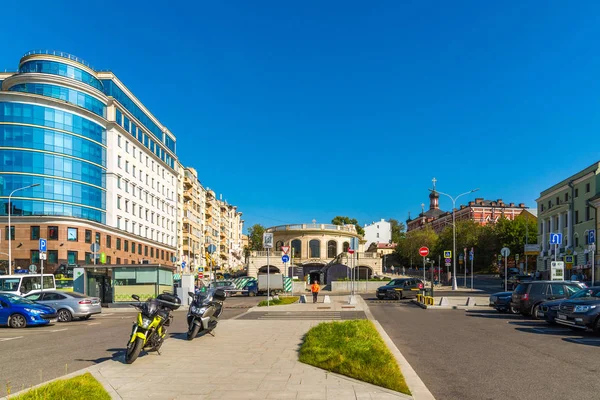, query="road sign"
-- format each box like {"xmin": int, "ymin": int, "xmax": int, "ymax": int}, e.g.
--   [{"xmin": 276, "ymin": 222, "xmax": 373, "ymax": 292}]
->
[
  {"xmin": 501, "ymin": 247, "xmax": 511, "ymax": 257},
  {"xmin": 100, "ymin": 253, "xmax": 106, "ymax": 264},
  {"xmin": 181, "ymin": 261, "xmax": 187, "ymax": 269},
  {"xmin": 444, "ymin": 250, "xmax": 452, "ymax": 258},
  {"xmin": 282, "ymin": 255, "xmax": 290, "ymax": 263},
  {"xmin": 419, "ymin": 247, "xmax": 429, "ymax": 257},
  {"xmin": 39, "ymin": 252, "xmax": 47, "ymax": 260},
  {"xmin": 348, "ymin": 248, "xmax": 355, "ymax": 254},
  {"xmin": 198, "ymin": 273, "xmax": 204, "ymax": 279},
  {"xmin": 281, "ymin": 246, "xmax": 290, "ymax": 254},
  {"xmin": 550, "ymin": 261, "xmax": 565, "ymax": 281},
  {"xmin": 515, "ymin": 254, "xmax": 520, "ymax": 261},
  {"xmin": 549, "ymin": 233, "xmax": 562, "ymax": 245},
  {"xmin": 444, "ymin": 258, "xmax": 451, "ymax": 263},
  {"xmin": 565, "ymin": 255, "xmax": 574, "ymax": 263},
  {"xmin": 263, "ymin": 232, "xmax": 273, "ymax": 249},
  {"xmin": 445, "ymin": 262, "xmax": 451, "ymax": 267},
  {"xmin": 589, "ymin": 230, "xmax": 596, "ymax": 245},
  {"xmin": 207, "ymin": 244, "xmax": 217, "ymax": 254},
  {"xmin": 90, "ymin": 243, "xmax": 100, "ymax": 253},
  {"xmin": 29, "ymin": 264, "xmax": 37, "ymax": 273},
  {"xmin": 39, "ymin": 239, "xmax": 47, "ymax": 252}
]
